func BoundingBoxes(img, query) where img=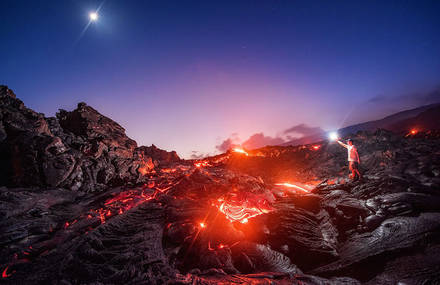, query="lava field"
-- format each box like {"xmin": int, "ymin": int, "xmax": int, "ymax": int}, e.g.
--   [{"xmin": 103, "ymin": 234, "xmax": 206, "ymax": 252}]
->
[{"xmin": 1, "ymin": 85, "xmax": 440, "ymax": 284}]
